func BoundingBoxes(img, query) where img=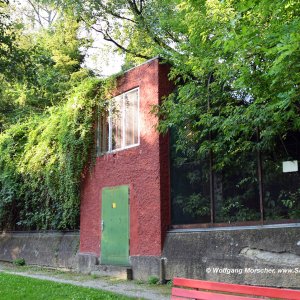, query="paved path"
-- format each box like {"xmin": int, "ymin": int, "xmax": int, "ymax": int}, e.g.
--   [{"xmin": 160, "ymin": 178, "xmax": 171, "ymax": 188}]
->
[{"xmin": 0, "ymin": 267, "xmax": 170, "ymax": 300}]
